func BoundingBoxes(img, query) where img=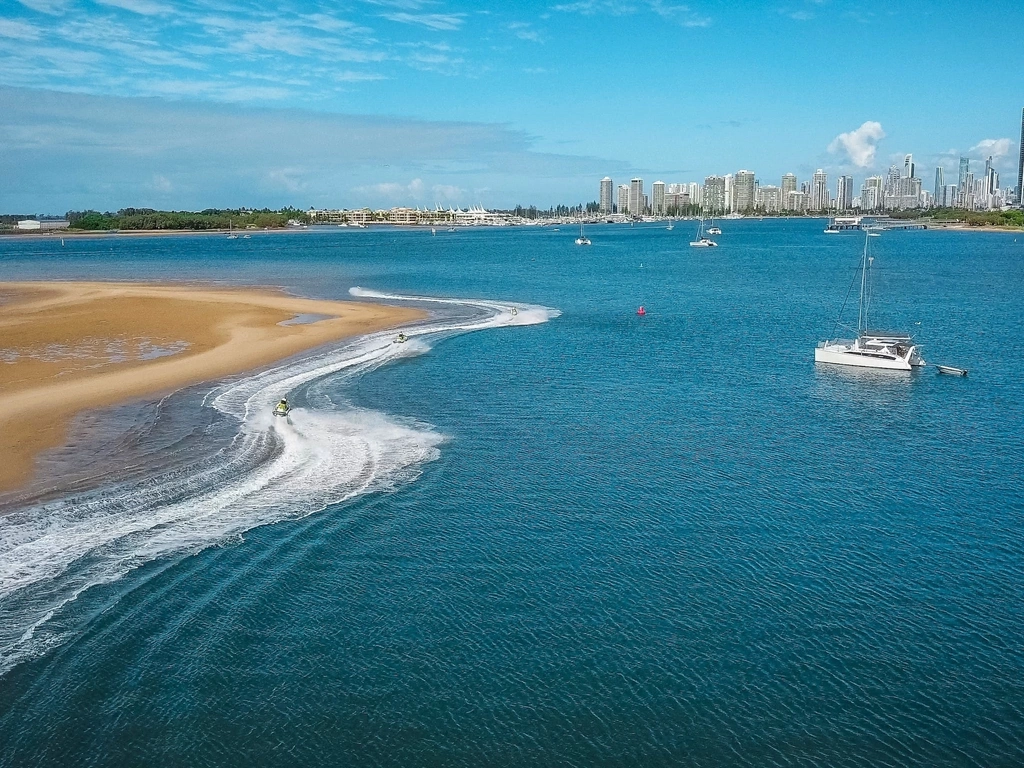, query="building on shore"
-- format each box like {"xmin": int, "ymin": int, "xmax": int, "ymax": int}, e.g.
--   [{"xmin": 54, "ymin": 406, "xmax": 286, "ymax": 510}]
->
[
  {"xmin": 599, "ymin": 177, "xmax": 613, "ymax": 214},
  {"xmin": 1018, "ymin": 107, "xmax": 1024, "ymax": 208},
  {"xmin": 836, "ymin": 175, "xmax": 853, "ymax": 212},
  {"xmin": 651, "ymin": 181, "xmax": 666, "ymax": 216},
  {"xmin": 733, "ymin": 170, "xmax": 755, "ymax": 213},
  {"xmin": 629, "ymin": 178, "xmax": 645, "ymax": 216},
  {"xmin": 811, "ymin": 169, "xmax": 829, "ymax": 211},
  {"xmin": 617, "ymin": 184, "xmax": 630, "ymax": 214},
  {"xmin": 703, "ymin": 176, "xmax": 726, "ymax": 214},
  {"xmin": 756, "ymin": 185, "xmax": 782, "ymax": 213}
]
